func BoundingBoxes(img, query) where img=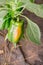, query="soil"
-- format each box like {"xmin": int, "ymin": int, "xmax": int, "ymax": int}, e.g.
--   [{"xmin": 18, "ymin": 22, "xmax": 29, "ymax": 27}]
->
[{"xmin": 0, "ymin": 0, "xmax": 43, "ymax": 65}]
